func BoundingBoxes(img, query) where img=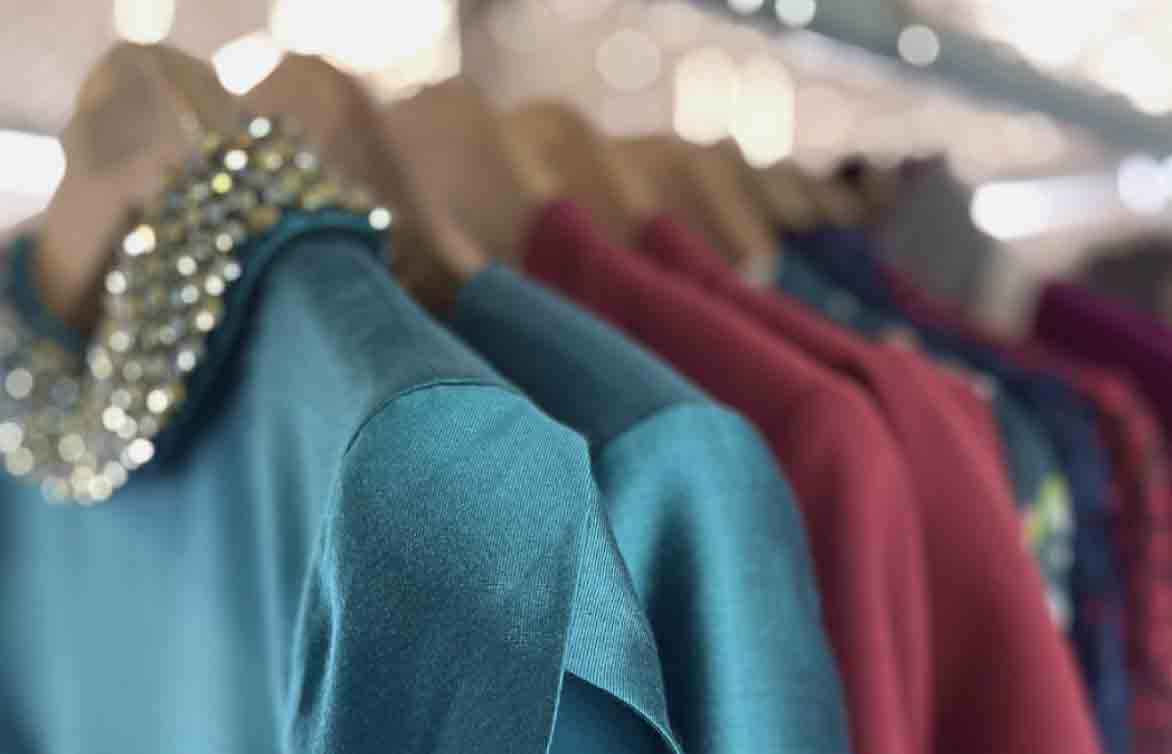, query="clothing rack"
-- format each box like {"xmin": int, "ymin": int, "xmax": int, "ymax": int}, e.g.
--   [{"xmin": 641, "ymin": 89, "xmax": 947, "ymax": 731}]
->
[{"xmin": 690, "ymin": 0, "xmax": 1172, "ymax": 156}]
